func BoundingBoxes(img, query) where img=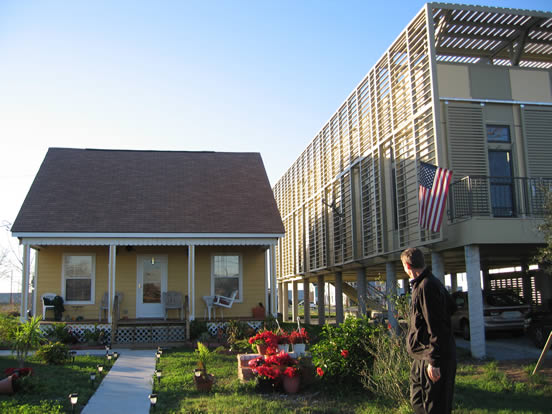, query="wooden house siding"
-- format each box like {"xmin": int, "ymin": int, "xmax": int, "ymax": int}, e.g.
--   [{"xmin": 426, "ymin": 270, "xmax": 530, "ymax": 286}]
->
[{"xmin": 36, "ymin": 245, "xmax": 267, "ymax": 321}]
